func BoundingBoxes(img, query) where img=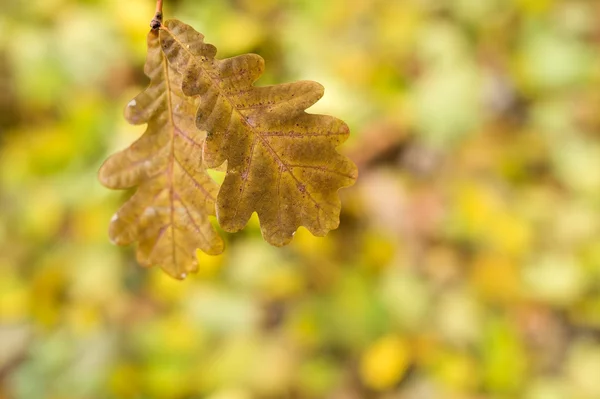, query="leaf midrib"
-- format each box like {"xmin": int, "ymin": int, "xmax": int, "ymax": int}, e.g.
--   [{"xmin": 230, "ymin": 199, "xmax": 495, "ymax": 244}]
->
[
  {"xmin": 161, "ymin": 50, "xmax": 178, "ymax": 268},
  {"xmin": 158, "ymin": 46, "xmax": 218, "ymax": 270}
]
